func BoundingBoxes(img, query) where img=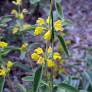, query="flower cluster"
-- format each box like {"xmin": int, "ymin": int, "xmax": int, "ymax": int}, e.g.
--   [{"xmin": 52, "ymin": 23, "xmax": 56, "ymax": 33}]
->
[
  {"xmin": 12, "ymin": 23, "xmax": 31, "ymax": 34},
  {"xmin": 31, "ymin": 47, "xmax": 64, "ymax": 70},
  {"xmin": 34, "ymin": 17, "xmax": 64, "ymax": 40},
  {"xmin": 0, "ymin": 61, "xmax": 14, "ymax": 76}
]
